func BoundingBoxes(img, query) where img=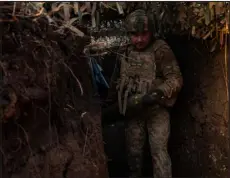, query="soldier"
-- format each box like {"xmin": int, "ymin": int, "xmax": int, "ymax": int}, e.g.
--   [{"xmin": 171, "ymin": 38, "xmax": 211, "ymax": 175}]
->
[{"xmin": 117, "ymin": 9, "xmax": 183, "ymax": 178}]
